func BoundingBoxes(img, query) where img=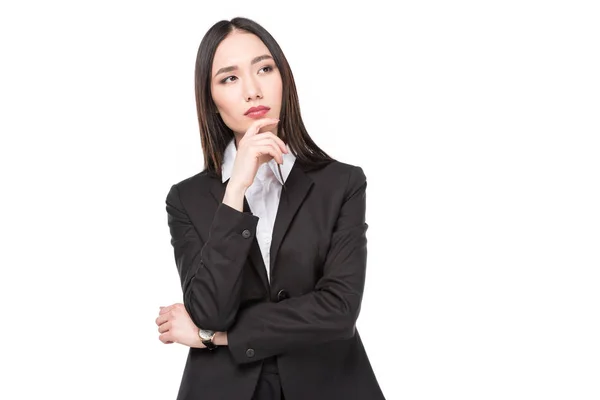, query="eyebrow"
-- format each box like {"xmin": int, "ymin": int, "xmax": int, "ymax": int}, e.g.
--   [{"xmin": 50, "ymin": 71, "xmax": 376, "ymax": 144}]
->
[{"xmin": 214, "ymin": 54, "xmax": 274, "ymax": 78}]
